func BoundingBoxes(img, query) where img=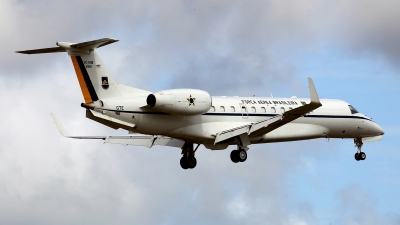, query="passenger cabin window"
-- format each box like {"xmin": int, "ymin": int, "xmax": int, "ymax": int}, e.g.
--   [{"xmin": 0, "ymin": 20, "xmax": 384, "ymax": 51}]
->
[
  {"xmin": 281, "ymin": 107, "xmax": 285, "ymax": 113},
  {"xmin": 230, "ymin": 106, "xmax": 235, "ymax": 112},
  {"xmin": 251, "ymin": 107, "xmax": 256, "ymax": 113},
  {"xmin": 261, "ymin": 107, "xmax": 266, "ymax": 113},
  {"xmin": 271, "ymin": 107, "xmax": 276, "ymax": 113},
  {"xmin": 289, "ymin": 107, "xmax": 293, "ymax": 110},
  {"xmin": 348, "ymin": 105, "xmax": 359, "ymax": 114},
  {"xmin": 241, "ymin": 106, "xmax": 247, "ymax": 113},
  {"xmin": 220, "ymin": 106, "xmax": 225, "ymax": 112},
  {"xmin": 210, "ymin": 106, "xmax": 215, "ymax": 112}
]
